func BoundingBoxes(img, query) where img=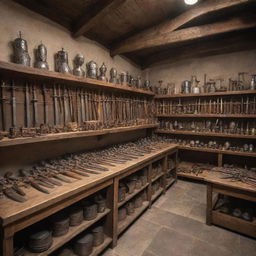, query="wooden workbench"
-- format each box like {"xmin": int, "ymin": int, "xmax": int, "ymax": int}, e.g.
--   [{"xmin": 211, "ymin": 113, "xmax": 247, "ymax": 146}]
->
[
  {"xmin": 0, "ymin": 144, "xmax": 177, "ymax": 256},
  {"xmin": 205, "ymin": 172, "xmax": 256, "ymax": 238}
]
